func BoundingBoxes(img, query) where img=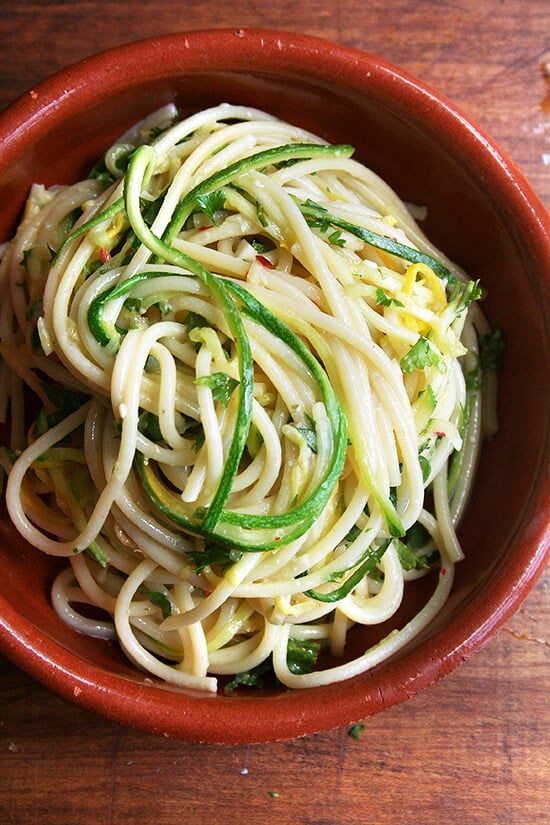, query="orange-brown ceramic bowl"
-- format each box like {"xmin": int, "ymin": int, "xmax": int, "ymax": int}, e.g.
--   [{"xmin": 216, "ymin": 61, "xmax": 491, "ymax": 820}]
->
[{"xmin": 0, "ymin": 29, "xmax": 548, "ymax": 744}]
